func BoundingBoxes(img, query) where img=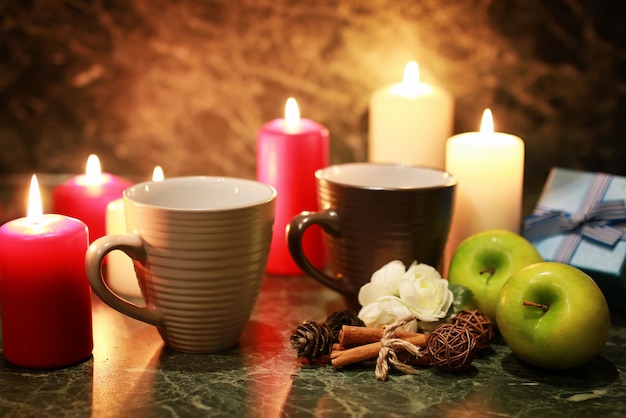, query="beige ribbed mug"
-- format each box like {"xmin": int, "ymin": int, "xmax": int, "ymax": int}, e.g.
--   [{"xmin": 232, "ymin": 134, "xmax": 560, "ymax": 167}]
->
[
  {"xmin": 287, "ymin": 163, "xmax": 456, "ymax": 307},
  {"xmin": 85, "ymin": 176, "xmax": 276, "ymax": 353}
]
